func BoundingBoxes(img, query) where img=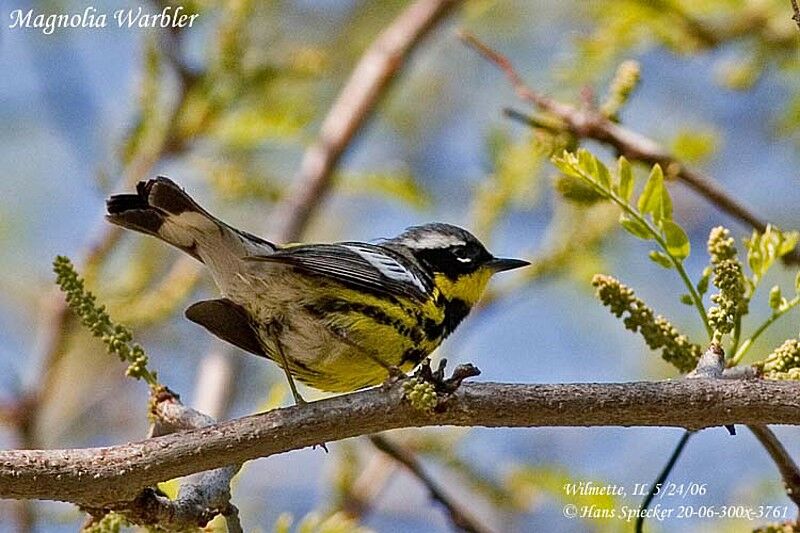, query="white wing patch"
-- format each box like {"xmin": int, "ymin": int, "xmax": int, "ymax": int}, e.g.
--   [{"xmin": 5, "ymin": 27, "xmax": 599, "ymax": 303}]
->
[{"xmin": 344, "ymin": 245, "xmax": 427, "ymax": 293}]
